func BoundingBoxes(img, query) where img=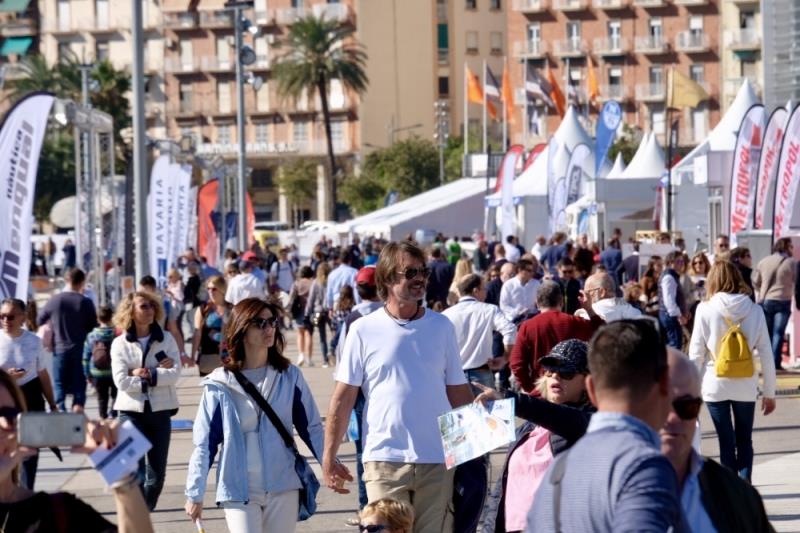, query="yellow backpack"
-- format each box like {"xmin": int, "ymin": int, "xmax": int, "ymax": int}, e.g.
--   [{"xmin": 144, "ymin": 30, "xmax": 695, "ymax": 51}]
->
[{"xmin": 715, "ymin": 316, "xmax": 754, "ymax": 378}]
